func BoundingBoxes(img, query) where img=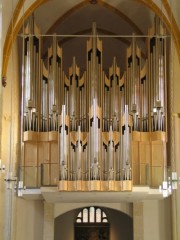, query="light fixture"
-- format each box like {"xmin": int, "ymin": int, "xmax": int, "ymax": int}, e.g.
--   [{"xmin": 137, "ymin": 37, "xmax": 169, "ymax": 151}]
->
[
  {"xmin": 159, "ymin": 180, "xmax": 171, "ymax": 198},
  {"xmin": 171, "ymin": 172, "xmax": 180, "ymax": 190},
  {"xmin": 159, "ymin": 171, "xmax": 180, "ymax": 197},
  {"xmin": 17, "ymin": 181, "xmax": 24, "ymax": 197}
]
